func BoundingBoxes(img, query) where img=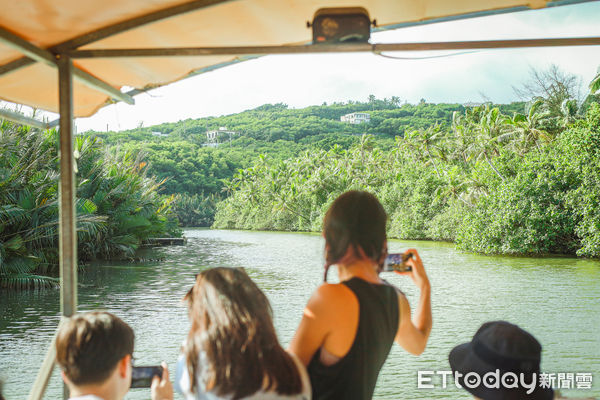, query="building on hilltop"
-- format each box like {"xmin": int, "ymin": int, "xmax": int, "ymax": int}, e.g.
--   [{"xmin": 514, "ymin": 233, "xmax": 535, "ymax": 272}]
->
[
  {"xmin": 152, "ymin": 131, "xmax": 169, "ymax": 137},
  {"xmin": 340, "ymin": 112, "xmax": 370, "ymax": 124},
  {"xmin": 206, "ymin": 126, "xmax": 237, "ymax": 143},
  {"xmin": 462, "ymin": 102, "xmax": 484, "ymax": 108}
]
